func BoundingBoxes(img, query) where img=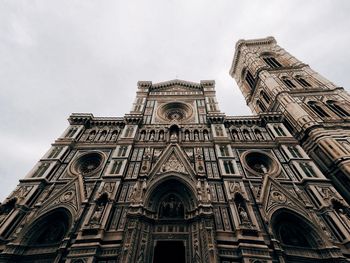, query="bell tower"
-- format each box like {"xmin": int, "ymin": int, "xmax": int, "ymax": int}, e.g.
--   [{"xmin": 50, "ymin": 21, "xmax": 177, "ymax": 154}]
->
[{"xmin": 230, "ymin": 37, "xmax": 350, "ymax": 203}]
